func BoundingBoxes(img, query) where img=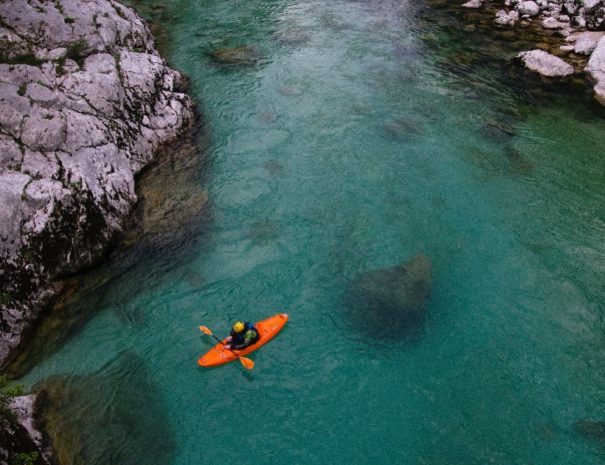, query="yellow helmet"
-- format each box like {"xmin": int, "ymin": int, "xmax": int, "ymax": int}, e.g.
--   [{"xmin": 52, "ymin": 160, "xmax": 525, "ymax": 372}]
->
[{"xmin": 233, "ymin": 321, "xmax": 245, "ymax": 333}]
